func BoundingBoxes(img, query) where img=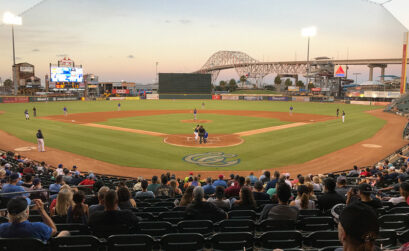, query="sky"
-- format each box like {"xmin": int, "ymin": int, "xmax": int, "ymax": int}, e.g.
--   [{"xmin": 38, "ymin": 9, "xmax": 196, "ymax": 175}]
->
[{"xmin": 0, "ymin": 0, "xmax": 408, "ymax": 84}]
